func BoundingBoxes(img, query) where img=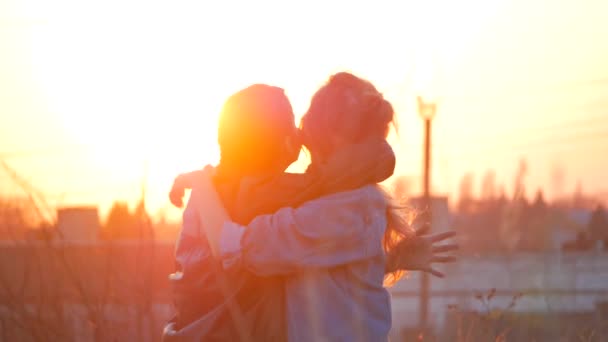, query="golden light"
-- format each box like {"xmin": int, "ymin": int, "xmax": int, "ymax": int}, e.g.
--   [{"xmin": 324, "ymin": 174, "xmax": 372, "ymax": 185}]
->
[{"xmin": 6, "ymin": 0, "xmax": 525, "ymax": 217}]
